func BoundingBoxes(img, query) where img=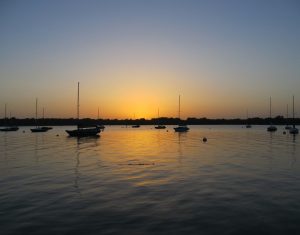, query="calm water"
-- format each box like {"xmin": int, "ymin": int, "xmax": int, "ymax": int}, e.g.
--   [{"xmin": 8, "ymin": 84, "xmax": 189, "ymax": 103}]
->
[{"xmin": 1, "ymin": 125, "xmax": 300, "ymax": 235}]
